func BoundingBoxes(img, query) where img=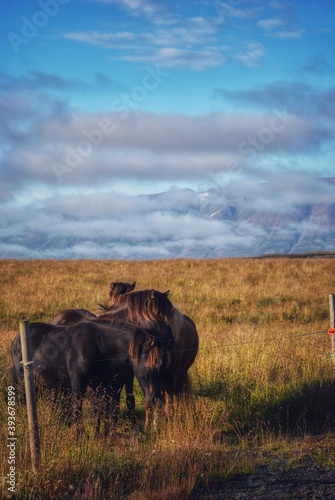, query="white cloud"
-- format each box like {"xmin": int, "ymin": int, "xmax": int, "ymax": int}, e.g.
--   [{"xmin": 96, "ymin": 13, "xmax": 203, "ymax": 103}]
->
[
  {"xmin": 0, "ymin": 96, "xmax": 330, "ymax": 198},
  {"xmin": 97, "ymin": 0, "xmax": 173, "ymax": 24},
  {"xmin": 268, "ymin": 29, "xmax": 304, "ymax": 39},
  {"xmin": 1, "ymin": 173, "xmax": 334, "ymax": 259},
  {"xmin": 1, "ymin": 68, "xmax": 334, "ymax": 259},
  {"xmin": 124, "ymin": 47, "xmax": 226, "ymax": 71},
  {"xmin": 63, "ymin": 31, "xmax": 137, "ymax": 48},
  {"xmin": 258, "ymin": 2, "xmax": 304, "ymax": 39},
  {"xmin": 258, "ymin": 18, "xmax": 284, "ymax": 31},
  {"xmin": 234, "ymin": 43, "xmax": 265, "ymax": 67},
  {"xmin": 63, "ymin": 15, "xmax": 226, "ymax": 71}
]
